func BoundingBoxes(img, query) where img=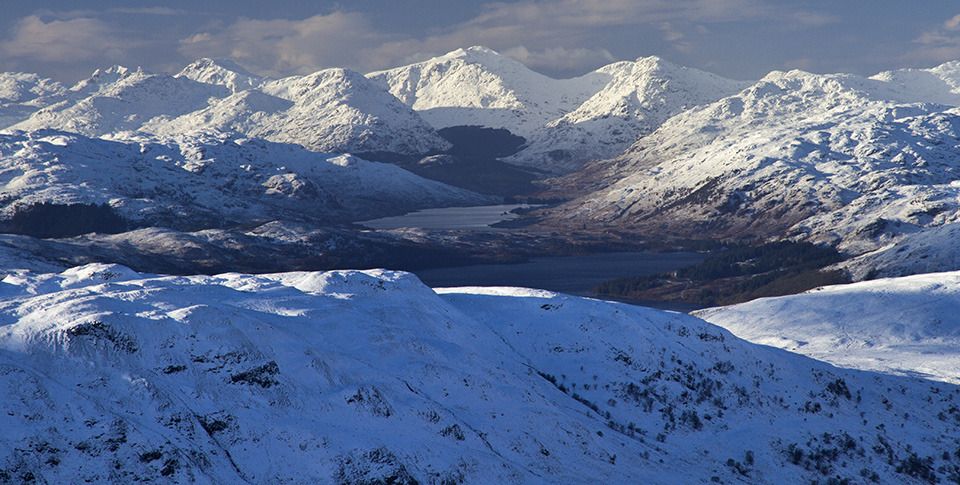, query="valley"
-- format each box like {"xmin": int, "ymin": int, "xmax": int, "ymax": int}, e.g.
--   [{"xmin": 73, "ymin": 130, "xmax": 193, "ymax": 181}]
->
[{"xmin": 5, "ymin": 38, "xmax": 960, "ymax": 483}]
